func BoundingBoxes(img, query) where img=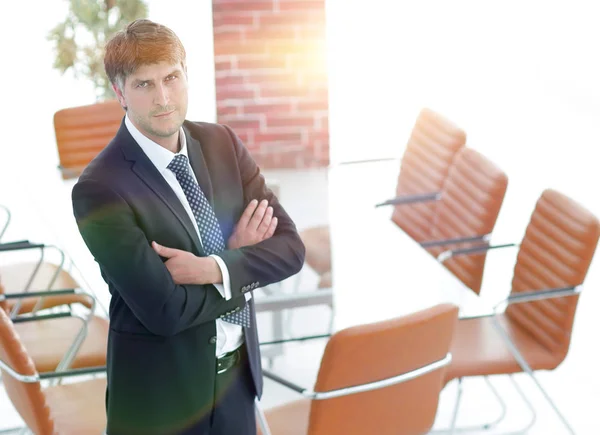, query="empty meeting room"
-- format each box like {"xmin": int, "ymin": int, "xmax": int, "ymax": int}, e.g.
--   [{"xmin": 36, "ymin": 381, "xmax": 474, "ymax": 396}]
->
[{"xmin": 0, "ymin": 1, "xmax": 599, "ymax": 434}]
